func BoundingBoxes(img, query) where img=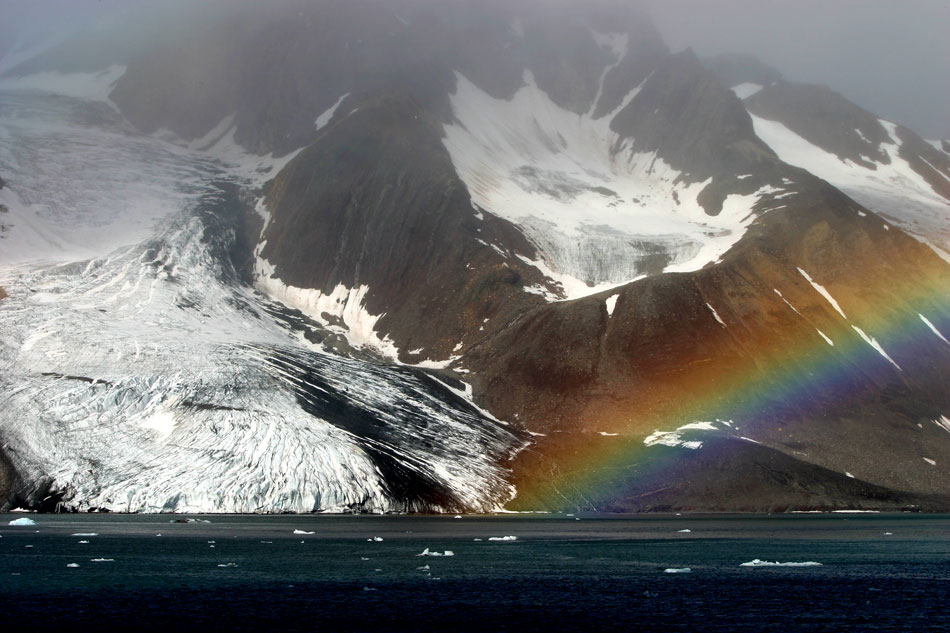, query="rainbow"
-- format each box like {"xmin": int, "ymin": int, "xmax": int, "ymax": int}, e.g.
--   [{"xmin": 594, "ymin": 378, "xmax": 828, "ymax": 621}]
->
[{"xmin": 507, "ymin": 238, "xmax": 950, "ymax": 511}]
